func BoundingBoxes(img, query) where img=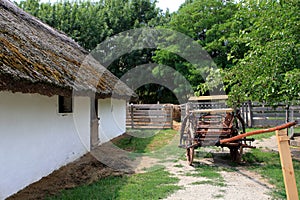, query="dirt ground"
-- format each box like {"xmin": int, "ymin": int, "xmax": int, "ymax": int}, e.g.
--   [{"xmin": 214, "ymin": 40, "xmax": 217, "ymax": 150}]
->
[{"xmin": 7, "ymin": 124, "xmax": 300, "ymax": 200}]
